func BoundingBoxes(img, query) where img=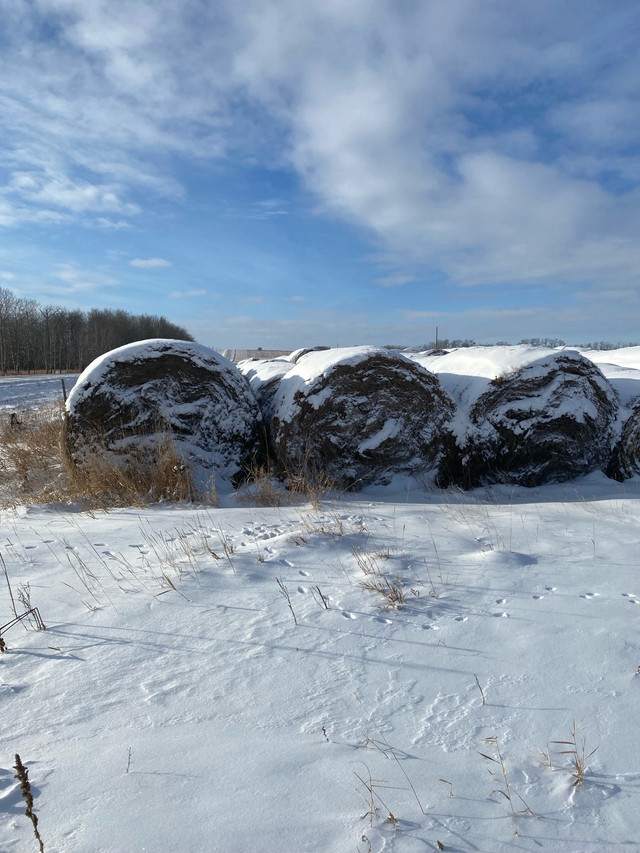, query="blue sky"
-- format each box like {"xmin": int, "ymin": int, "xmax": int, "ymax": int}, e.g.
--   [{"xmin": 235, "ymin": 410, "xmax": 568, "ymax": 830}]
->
[{"xmin": 1, "ymin": 0, "xmax": 640, "ymax": 349}]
